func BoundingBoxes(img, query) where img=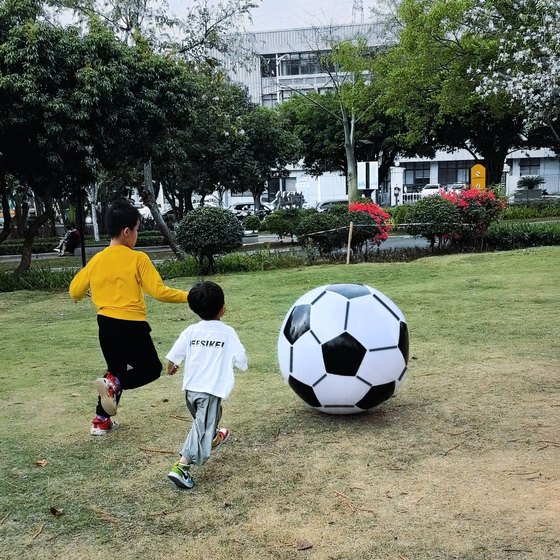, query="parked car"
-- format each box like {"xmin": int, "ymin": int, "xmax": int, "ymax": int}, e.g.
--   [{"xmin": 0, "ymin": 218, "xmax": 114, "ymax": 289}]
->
[
  {"xmin": 316, "ymin": 199, "xmax": 348, "ymax": 212},
  {"xmin": 228, "ymin": 203, "xmax": 272, "ymax": 219},
  {"xmin": 448, "ymin": 183, "xmax": 468, "ymax": 193},
  {"xmin": 420, "ymin": 184, "xmax": 444, "ymax": 198}
]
